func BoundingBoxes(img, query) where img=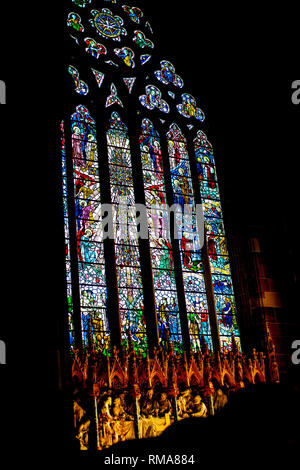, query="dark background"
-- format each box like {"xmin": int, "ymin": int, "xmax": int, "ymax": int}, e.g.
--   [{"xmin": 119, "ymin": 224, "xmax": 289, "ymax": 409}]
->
[{"xmin": 0, "ymin": 0, "xmax": 298, "ymax": 459}]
